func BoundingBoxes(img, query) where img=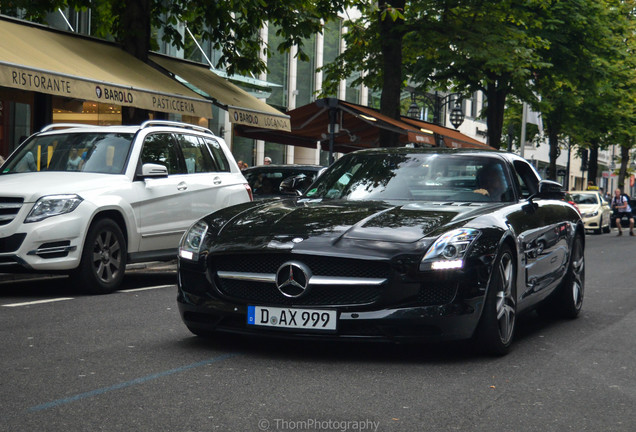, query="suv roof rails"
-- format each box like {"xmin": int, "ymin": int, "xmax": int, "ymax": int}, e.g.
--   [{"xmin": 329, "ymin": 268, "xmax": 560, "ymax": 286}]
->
[
  {"xmin": 40, "ymin": 123, "xmax": 95, "ymax": 132},
  {"xmin": 140, "ymin": 120, "xmax": 214, "ymax": 135}
]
